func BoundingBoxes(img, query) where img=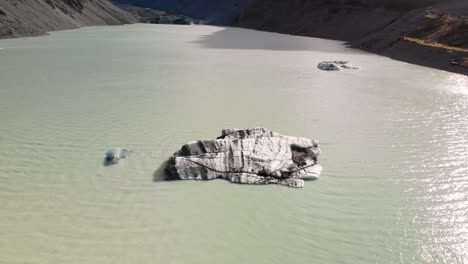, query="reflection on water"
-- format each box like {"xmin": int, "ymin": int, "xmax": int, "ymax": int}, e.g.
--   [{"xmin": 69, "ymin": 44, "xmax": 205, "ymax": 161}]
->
[
  {"xmin": 193, "ymin": 27, "xmax": 358, "ymax": 53},
  {"xmin": 0, "ymin": 24, "xmax": 467, "ymax": 264},
  {"xmin": 440, "ymin": 74, "xmax": 468, "ymax": 95},
  {"xmin": 394, "ymin": 72, "xmax": 468, "ymax": 263}
]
